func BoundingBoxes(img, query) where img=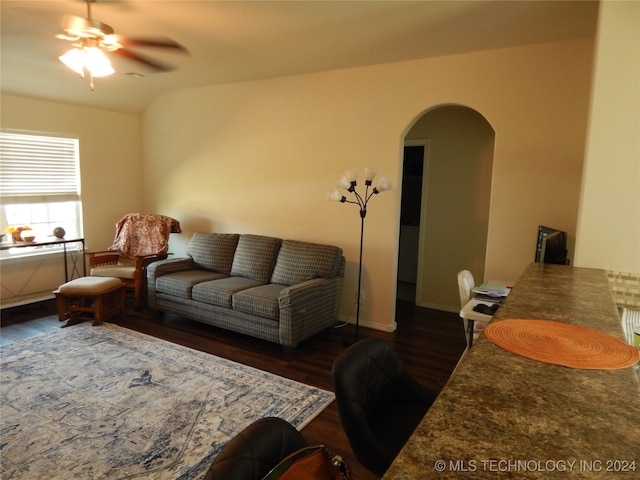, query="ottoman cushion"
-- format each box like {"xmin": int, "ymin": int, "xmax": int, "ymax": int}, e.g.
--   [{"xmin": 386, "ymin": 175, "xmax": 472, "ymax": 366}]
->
[{"xmin": 58, "ymin": 277, "xmax": 123, "ymax": 295}]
